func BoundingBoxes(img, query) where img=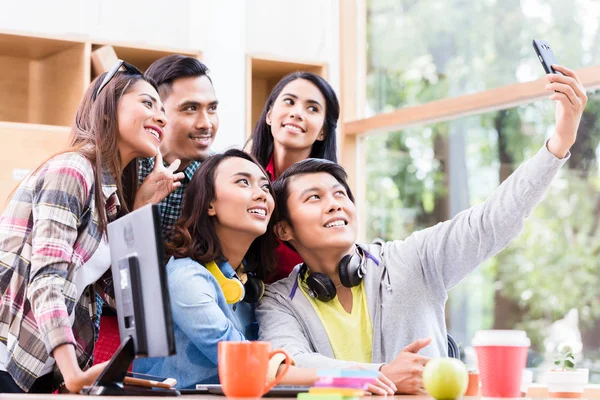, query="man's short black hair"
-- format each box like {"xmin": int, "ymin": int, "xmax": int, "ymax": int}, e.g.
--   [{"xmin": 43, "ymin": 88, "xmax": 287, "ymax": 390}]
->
[
  {"xmin": 272, "ymin": 159, "xmax": 355, "ymax": 226},
  {"xmin": 145, "ymin": 55, "xmax": 212, "ymax": 99}
]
